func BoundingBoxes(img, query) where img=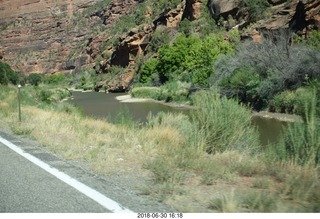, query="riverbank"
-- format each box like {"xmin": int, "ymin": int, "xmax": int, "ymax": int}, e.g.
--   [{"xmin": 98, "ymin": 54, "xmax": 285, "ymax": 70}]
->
[
  {"xmin": 252, "ymin": 111, "xmax": 302, "ymax": 123},
  {"xmin": 116, "ymin": 94, "xmax": 195, "ymax": 109},
  {"xmin": 116, "ymin": 94, "xmax": 303, "ymax": 122}
]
